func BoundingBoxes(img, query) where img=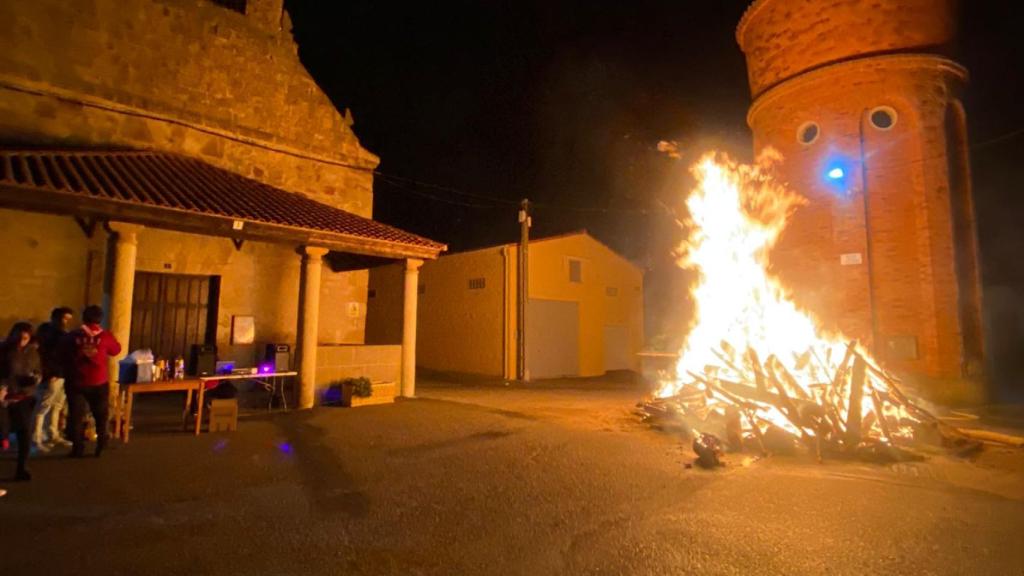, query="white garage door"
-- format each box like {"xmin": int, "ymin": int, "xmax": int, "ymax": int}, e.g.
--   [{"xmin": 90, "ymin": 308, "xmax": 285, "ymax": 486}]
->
[
  {"xmin": 603, "ymin": 324, "xmax": 631, "ymax": 372},
  {"xmin": 526, "ymin": 299, "xmax": 579, "ymax": 379}
]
